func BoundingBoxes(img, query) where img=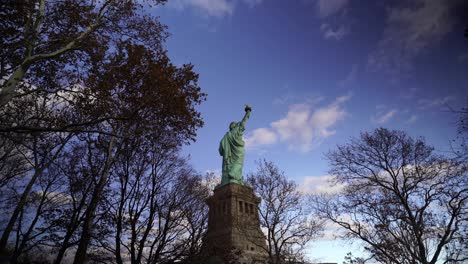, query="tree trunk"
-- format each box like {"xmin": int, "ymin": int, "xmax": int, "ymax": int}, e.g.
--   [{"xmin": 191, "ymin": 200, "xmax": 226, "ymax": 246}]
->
[
  {"xmin": 0, "ymin": 65, "xmax": 28, "ymax": 107},
  {"xmin": 0, "ymin": 135, "xmax": 70, "ymax": 251},
  {"xmin": 53, "ymin": 226, "xmax": 75, "ymax": 264},
  {"xmin": 11, "ymin": 186, "xmax": 49, "ymax": 263},
  {"xmin": 73, "ymin": 137, "xmax": 115, "ymax": 264},
  {"xmin": 0, "ymin": 167, "xmax": 42, "ymax": 250},
  {"xmin": 53, "ymin": 196, "xmax": 87, "ymax": 264},
  {"xmin": 114, "ymin": 179, "xmax": 127, "ymax": 264}
]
